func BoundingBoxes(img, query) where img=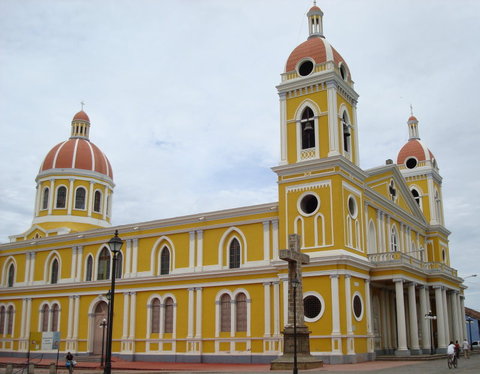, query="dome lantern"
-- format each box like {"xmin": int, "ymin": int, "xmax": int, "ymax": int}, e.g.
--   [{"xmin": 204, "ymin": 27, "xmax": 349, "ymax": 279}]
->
[{"xmin": 307, "ymin": 2, "xmax": 324, "ymax": 39}]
